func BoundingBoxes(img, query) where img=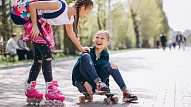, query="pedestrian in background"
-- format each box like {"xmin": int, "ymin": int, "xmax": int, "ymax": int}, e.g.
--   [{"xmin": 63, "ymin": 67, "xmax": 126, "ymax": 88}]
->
[
  {"xmin": 168, "ymin": 40, "xmax": 172, "ymax": 51},
  {"xmin": 156, "ymin": 38, "xmax": 160, "ymax": 49},
  {"xmin": 181, "ymin": 34, "xmax": 186, "ymax": 51},
  {"xmin": 160, "ymin": 32, "xmax": 167, "ymax": 51},
  {"xmin": 176, "ymin": 31, "xmax": 182, "ymax": 50}
]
